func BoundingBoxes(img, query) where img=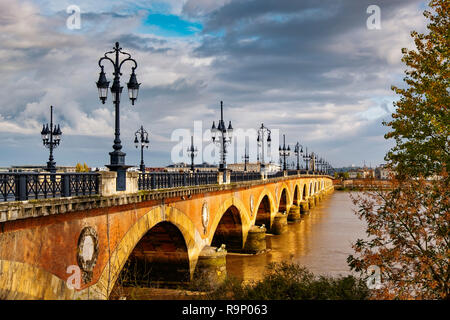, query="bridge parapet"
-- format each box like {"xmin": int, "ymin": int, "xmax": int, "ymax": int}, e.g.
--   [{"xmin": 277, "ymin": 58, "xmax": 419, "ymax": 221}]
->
[{"xmin": 0, "ymin": 171, "xmax": 333, "ymax": 223}]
